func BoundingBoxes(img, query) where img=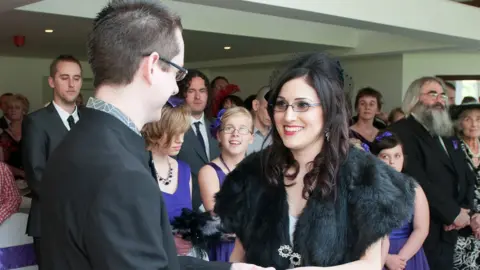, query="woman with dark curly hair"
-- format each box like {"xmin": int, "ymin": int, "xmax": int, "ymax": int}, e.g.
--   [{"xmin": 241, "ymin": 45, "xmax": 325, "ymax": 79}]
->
[{"xmin": 214, "ymin": 53, "xmax": 416, "ymax": 269}]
